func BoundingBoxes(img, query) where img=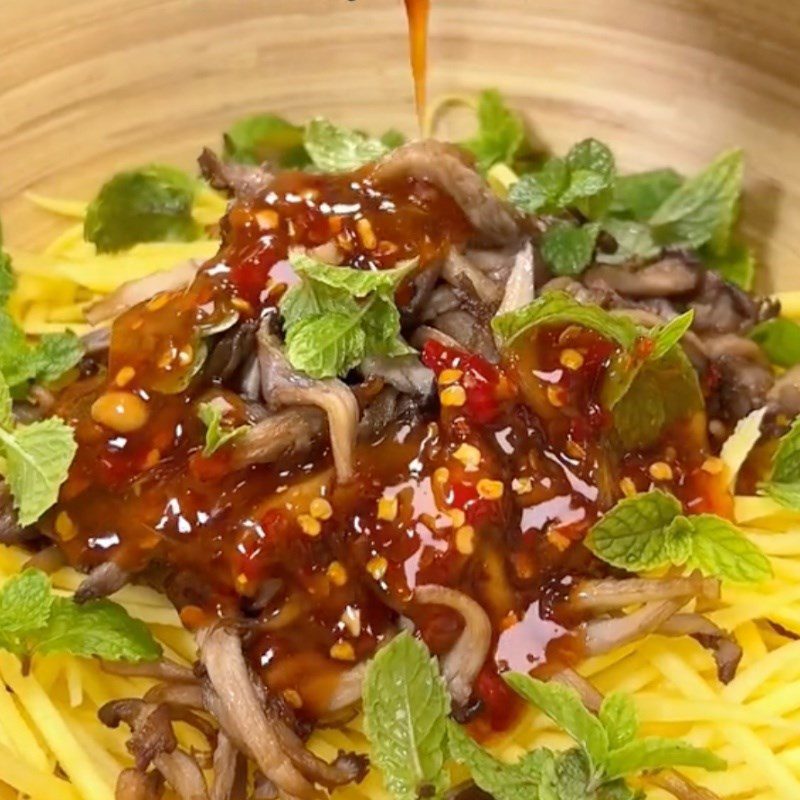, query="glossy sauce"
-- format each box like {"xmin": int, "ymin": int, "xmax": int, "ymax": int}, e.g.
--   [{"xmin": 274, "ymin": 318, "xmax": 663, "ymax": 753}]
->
[
  {"xmin": 49, "ymin": 162, "xmax": 731, "ymax": 731},
  {"xmin": 404, "ymin": 0, "xmax": 431, "ymax": 131}
]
